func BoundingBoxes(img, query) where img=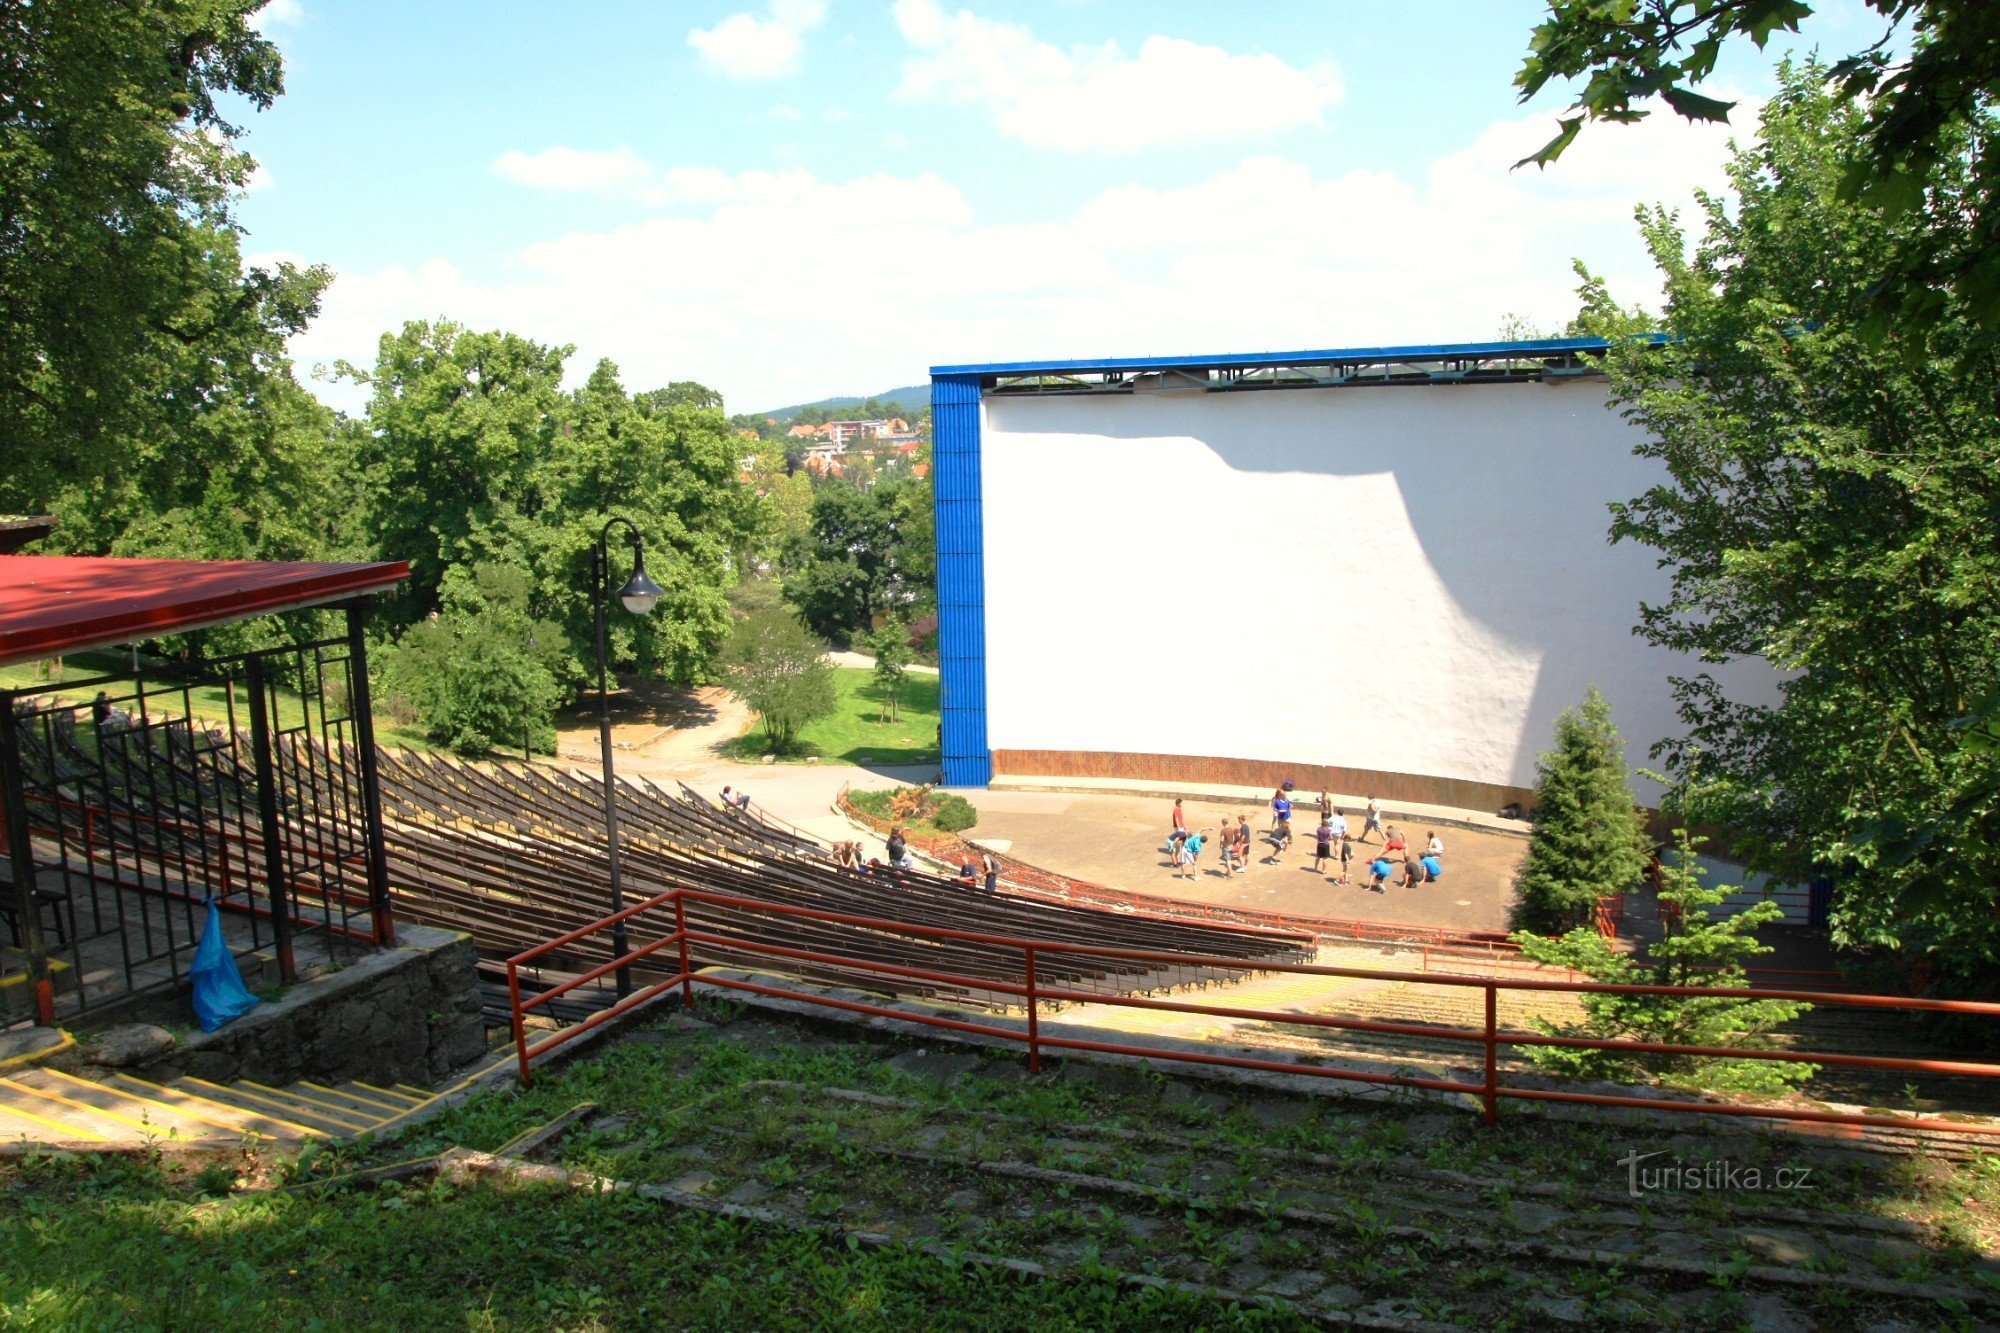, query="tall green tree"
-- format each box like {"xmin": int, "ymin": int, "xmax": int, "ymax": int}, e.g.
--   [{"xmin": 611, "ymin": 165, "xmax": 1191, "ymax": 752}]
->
[
  {"xmin": 1517, "ymin": 1, "xmax": 2000, "ymax": 335},
  {"xmin": 0, "ymin": 0, "xmax": 335, "ymax": 557},
  {"xmin": 1578, "ymin": 66, "xmax": 2000, "ymax": 973},
  {"xmin": 1513, "ymin": 689, "xmax": 1653, "ymax": 934},
  {"xmin": 347, "ymin": 327, "xmax": 756, "ymax": 687},
  {"xmin": 781, "ymin": 478, "xmax": 934, "ymax": 642}
]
